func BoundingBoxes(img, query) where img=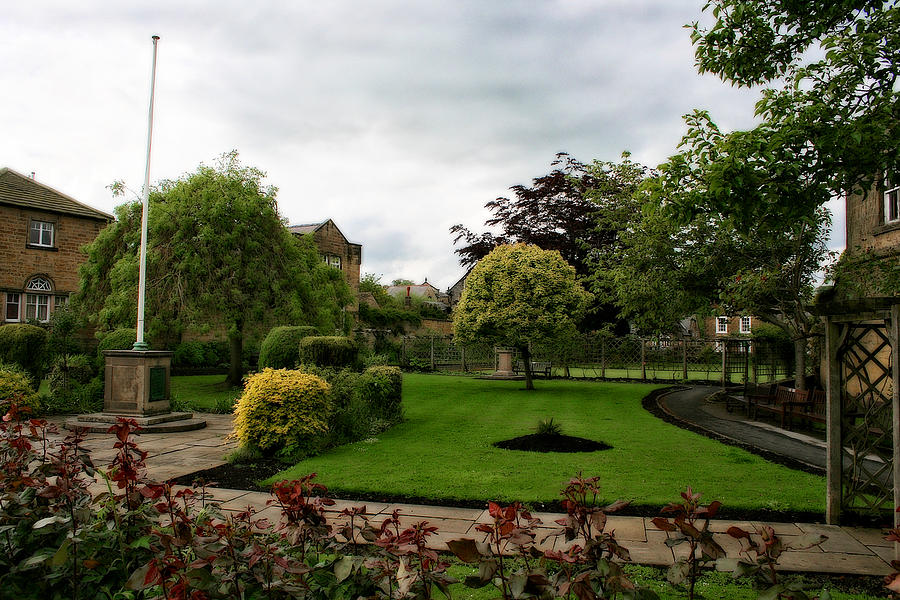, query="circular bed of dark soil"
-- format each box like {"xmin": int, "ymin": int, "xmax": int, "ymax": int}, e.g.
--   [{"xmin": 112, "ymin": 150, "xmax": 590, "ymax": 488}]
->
[{"xmin": 492, "ymin": 433, "xmax": 611, "ymax": 453}]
